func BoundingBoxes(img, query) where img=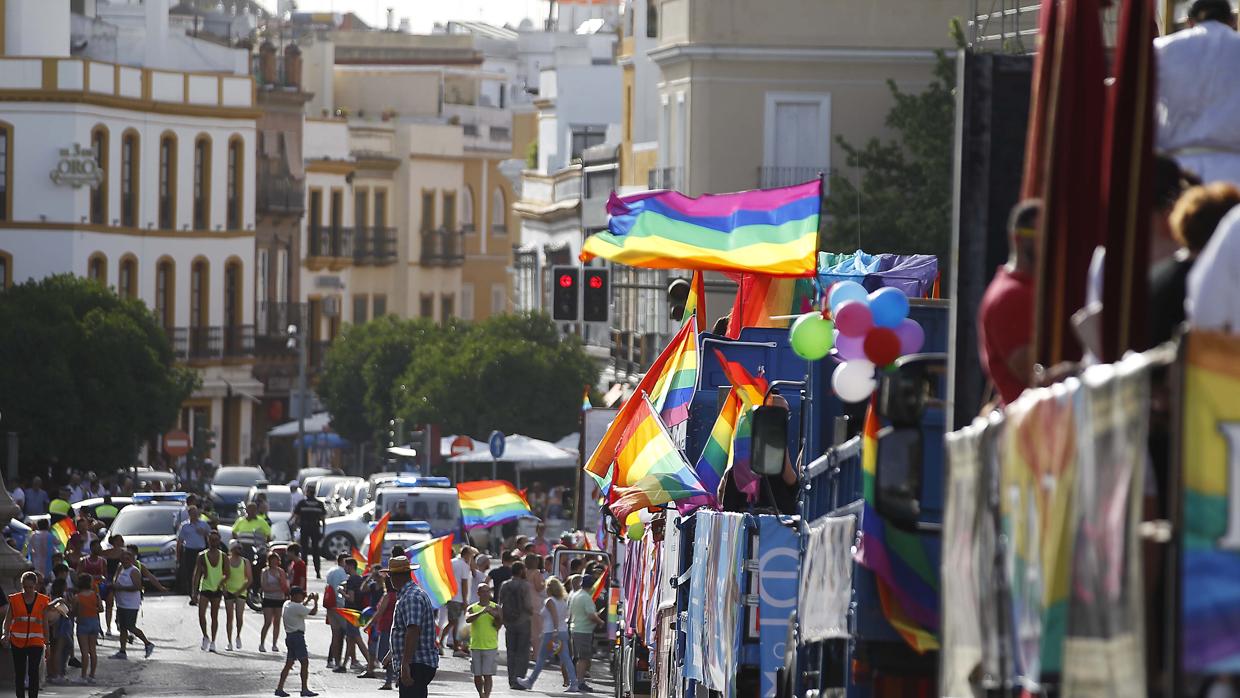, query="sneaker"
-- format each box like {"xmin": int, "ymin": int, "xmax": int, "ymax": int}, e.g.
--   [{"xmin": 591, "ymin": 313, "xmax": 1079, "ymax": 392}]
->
[
  {"xmin": 300, "ymin": 691, "xmax": 319, "ymax": 697},
  {"xmin": 226, "ymin": 641, "xmax": 234, "ymax": 651},
  {"xmin": 236, "ymin": 636, "xmax": 243, "ymax": 649},
  {"xmin": 145, "ymin": 643, "xmax": 155, "ymax": 658},
  {"xmin": 201, "ymin": 636, "xmax": 210, "ymax": 651},
  {"xmin": 357, "ymin": 671, "xmax": 377, "ymax": 679},
  {"xmin": 333, "ymin": 666, "xmax": 348, "ymax": 674},
  {"xmin": 325, "ymin": 658, "xmax": 336, "ymax": 669},
  {"xmin": 68, "ymin": 657, "xmax": 82, "ymax": 668},
  {"xmin": 274, "ymin": 690, "xmax": 291, "ymax": 697},
  {"xmin": 349, "ymin": 660, "xmax": 363, "ymax": 671},
  {"xmin": 47, "ymin": 676, "xmax": 62, "ymax": 685},
  {"xmin": 88, "ymin": 676, "xmax": 96, "ymax": 684},
  {"xmin": 578, "ymin": 683, "xmax": 594, "ymax": 693},
  {"xmin": 209, "ymin": 641, "xmax": 217, "ymax": 653},
  {"xmin": 111, "ymin": 651, "xmax": 127, "ymax": 660},
  {"xmin": 259, "ymin": 643, "xmax": 267, "ymax": 653},
  {"xmin": 379, "ymin": 683, "xmax": 392, "ymax": 691},
  {"xmin": 566, "ymin": 687, "xmax": 580, "ymax": 694}
]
